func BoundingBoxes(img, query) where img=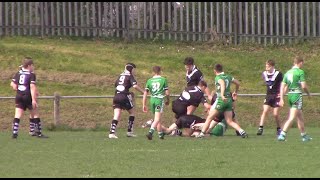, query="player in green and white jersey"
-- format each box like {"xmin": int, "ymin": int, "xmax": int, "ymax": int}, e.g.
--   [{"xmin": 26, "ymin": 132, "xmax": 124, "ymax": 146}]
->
[
  {"xmin": 278, "ymin": 56, "xmax": 312, "ymax": 142},
  {"xmin": 143, "ymin": 66, "xmax": 170, "ymax": 140},
  {"xmin": 196, "ymin": 64, "xmax": 248, "ymax": 138}
]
